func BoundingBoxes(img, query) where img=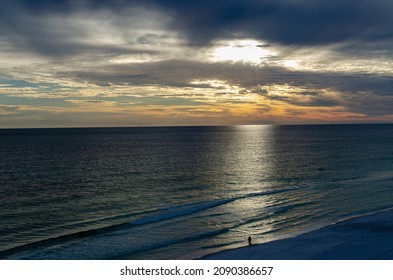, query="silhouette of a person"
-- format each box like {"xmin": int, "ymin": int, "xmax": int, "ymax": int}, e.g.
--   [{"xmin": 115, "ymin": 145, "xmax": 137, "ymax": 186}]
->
[{"xmin": 248, "ymin": 235, "xmax": 252, "ymax": 246}]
